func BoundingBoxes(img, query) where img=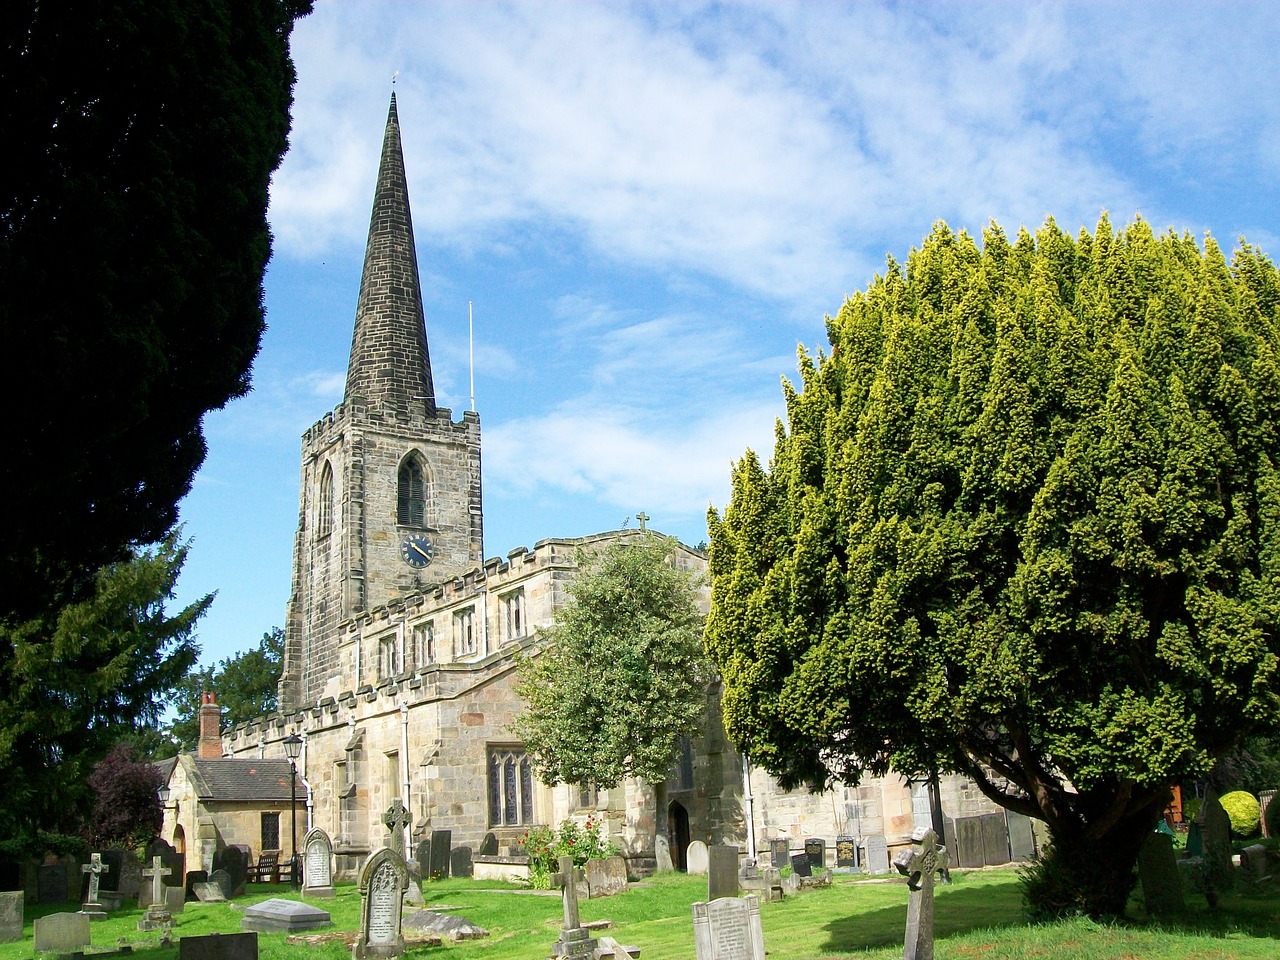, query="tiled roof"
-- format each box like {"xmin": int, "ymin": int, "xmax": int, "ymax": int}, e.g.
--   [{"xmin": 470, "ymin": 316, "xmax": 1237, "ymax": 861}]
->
[{"xmin": 189, "ymin": 758, "xmax": 295, "ymax": 802}]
